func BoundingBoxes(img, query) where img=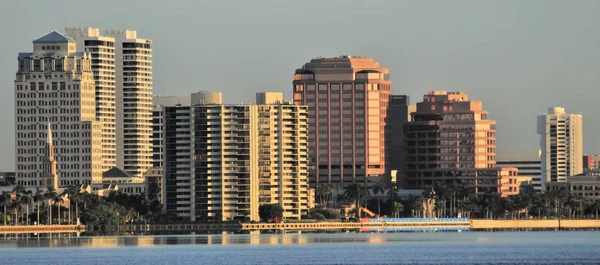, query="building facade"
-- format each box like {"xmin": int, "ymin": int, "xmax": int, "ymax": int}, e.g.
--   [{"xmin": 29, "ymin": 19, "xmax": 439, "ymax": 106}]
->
[
  {"xmin": 65, "ymin": 27, "xmax": 117, "ymax": 171},
  {"xmin": 292, "ymin": 56, "xmax": 391, "ymax": 188},
  {"xmin": 546, "ymin": 172, "xmax": 600, "ymax": 199},
  {"xmin": 193, "ymin": 101, "xmax": 309, "ymax": 221},
  {"xmin": 15, "ymin": 31, "xmax": 103, "ymax": 186},
  {"xmin": 404, "ymin": 91, "xmax": 513, "ymax": 195},
  {"xmin": 104, "ymin": 29, "xmax": 153, "ymax": 178},
  {"xmin": 537, "ymin": 107, "xmax": 583, "ymax": 191},
  {"xmin": 385, "ymin": 95, "xmax": 415, "ymax": 185},
  {"xmin": 256, "ymin": 92, "xmax": 283, "ymax": 105},
  {"xmin": 583, "ymin": 155, "xmax": 600, "ymax": 171},
  {"xmin": 496, "ymin": 150, "xmax": 542, "ymax": 192}
]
